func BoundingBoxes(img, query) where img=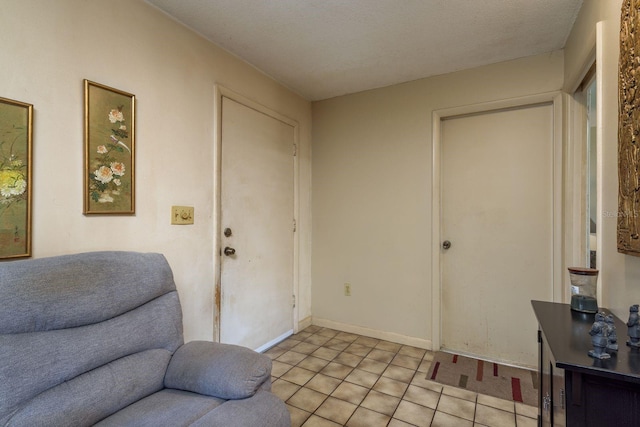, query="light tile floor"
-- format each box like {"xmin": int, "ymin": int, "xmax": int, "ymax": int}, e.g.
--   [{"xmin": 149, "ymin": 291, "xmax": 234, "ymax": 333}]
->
[{"xmin": 264, "ymin": 326, "xmax": 538, "ymax": 427}]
